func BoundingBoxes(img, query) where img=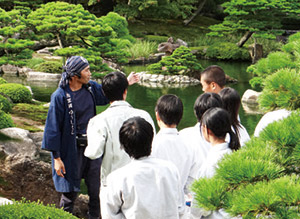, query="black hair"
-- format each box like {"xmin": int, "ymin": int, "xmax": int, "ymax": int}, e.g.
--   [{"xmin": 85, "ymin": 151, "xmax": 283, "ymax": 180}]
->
[
  {"xmin": 219, "ymin": 87, "xmax": 242, "ymax": 137},
  {"xmin": 194, "ymin": 92, "xmax": 223, "ymax": 122},
  {"xmin": 155, "ymin": 94, "xmax": 183, "ymax": 126},
  {"xmin": 201, "ymin": 107, "xmax": 240, "ymax": 151},
  {"xmin": 102, "ymin": 71, "xmax": 128, "ymax": 101},
  {"xmin": 200, "ymin": 65, "xmax": 226, "ymax": 88},
  {"xmin": 119, "ymin": 117, "xmax": 154, "ymax": 159}
]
